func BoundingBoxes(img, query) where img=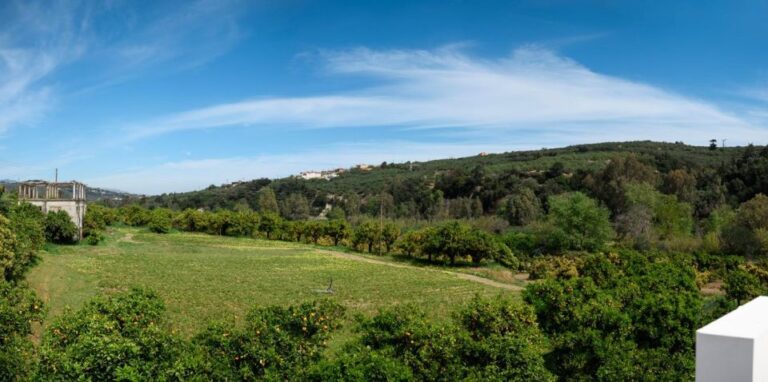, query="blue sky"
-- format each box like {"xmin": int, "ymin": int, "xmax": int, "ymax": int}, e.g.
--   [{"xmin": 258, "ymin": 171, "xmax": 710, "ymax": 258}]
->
[{"xmin": 1, "ymin": 0, "xmax": 767, "ymax": 194}]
